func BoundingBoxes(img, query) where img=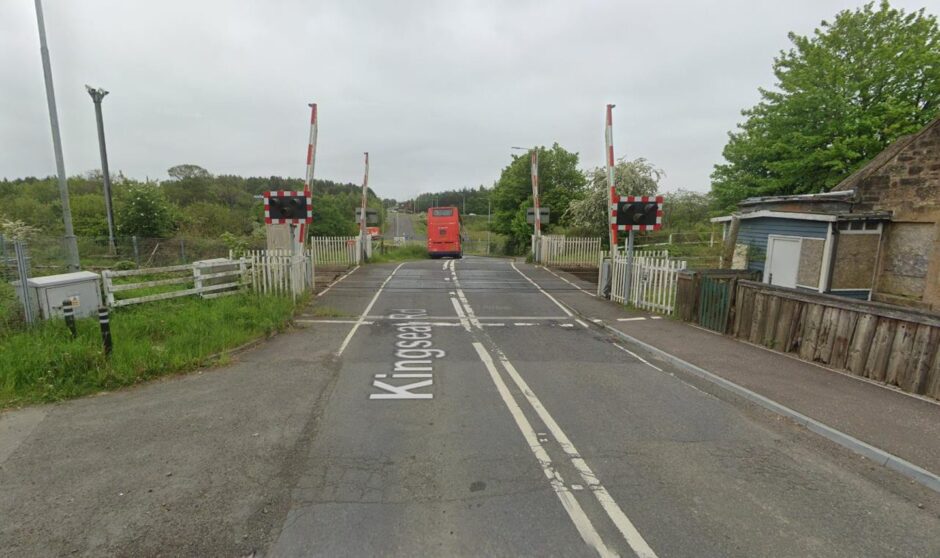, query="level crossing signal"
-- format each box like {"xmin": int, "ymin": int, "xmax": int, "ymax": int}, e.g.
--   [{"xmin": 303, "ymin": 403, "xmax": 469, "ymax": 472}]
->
[
  {"xmin": 615, "ymin": 196, "xmax": 663, "ymax": 231},
  {"xmin": 264, "ymin": 191, "xmax": 313, "ymax": 225}
]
